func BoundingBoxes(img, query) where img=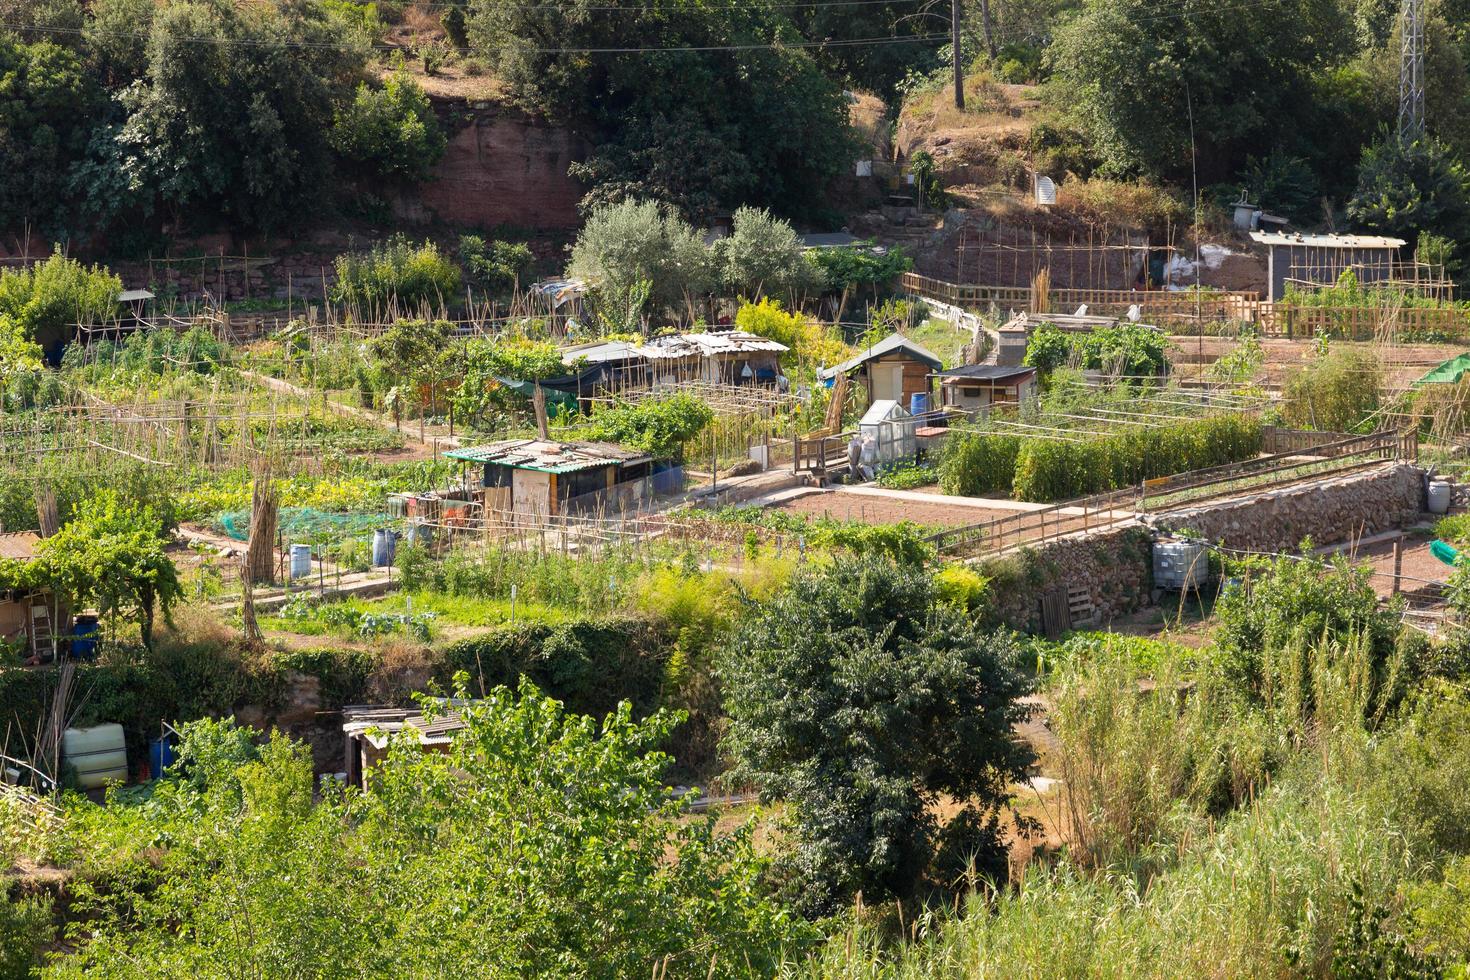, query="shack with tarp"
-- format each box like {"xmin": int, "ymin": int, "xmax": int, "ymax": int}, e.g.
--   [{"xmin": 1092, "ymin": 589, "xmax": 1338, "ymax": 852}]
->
[{"xmin": 445, "ymin": 439, "xmax": 663, "ymax": 523}]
